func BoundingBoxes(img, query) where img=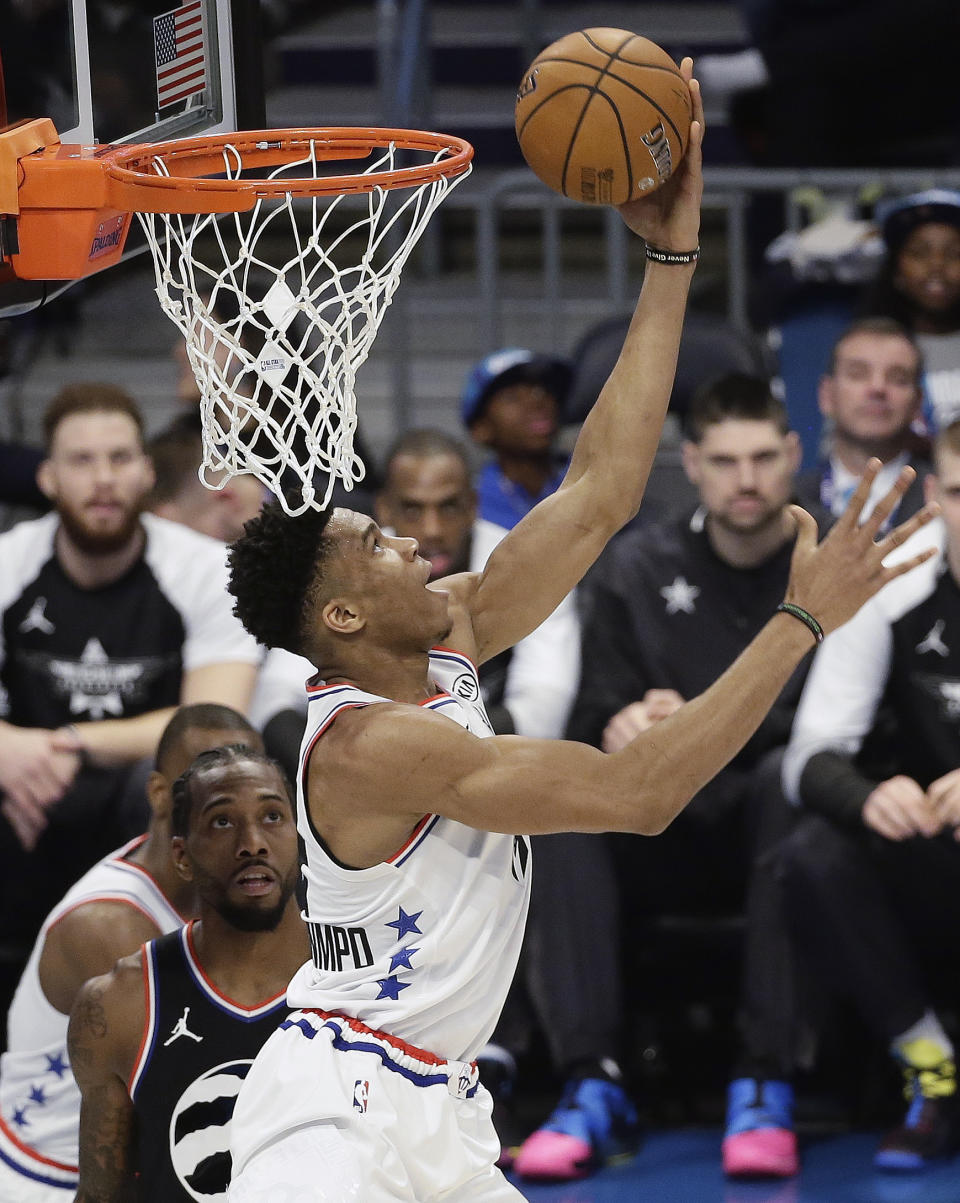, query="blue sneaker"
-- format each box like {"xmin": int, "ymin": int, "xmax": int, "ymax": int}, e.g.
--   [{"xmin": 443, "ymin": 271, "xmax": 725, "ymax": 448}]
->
[
  {"xmin": 513, "ymin": 1077, "xmax": 640, "ymax": 1181},
  {"xmin": 722, "ymin": 1078, "xmax": 798, "ymax": 1178}
]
